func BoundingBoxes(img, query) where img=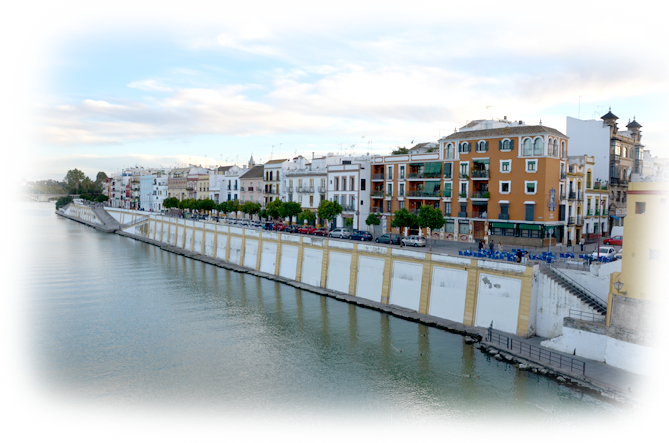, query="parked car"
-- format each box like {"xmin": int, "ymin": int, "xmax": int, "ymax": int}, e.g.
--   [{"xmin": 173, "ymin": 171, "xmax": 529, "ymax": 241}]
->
[
  {"xmin": 603, "ymin": 235, "xmax": 623, "ymax": 246},
  {"xmin": 313, "ymin": 228, "xmax": 330, "ymax": 236},
  {"xmin": 284, "ymin": 225, "xmax": 301, "ymax": 233},
  {"xmin": 615, "ymin": 248, "xmax": 623, "ymax": 260},
  {"xmin": 591, "ymin": 246, "xmax": 617, "ymax": 260},
  {"xmin": 298, "ymin": 226, "xmax": 317, "ymax": 235},
  {"xmin": 349, "ymin": 230, "xmax": 373, "ymax": 241},
  {"xmin": 401, "ymin": 235, "xmax": 426, "ymax": 247},
  {"xmin": 375, "ymin": 233, "xmax": 401, "ymax": 245},
  {"xmin": 273, "ymin": 224, "xmax": 288, "ymax": 231},
  {"xmin": 262, "ymin": 222, "xmax": 274, "ymax": 230},
  {"xmin": 329, "ymin": 228, "xmax": 353, "ymax": 238}
]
